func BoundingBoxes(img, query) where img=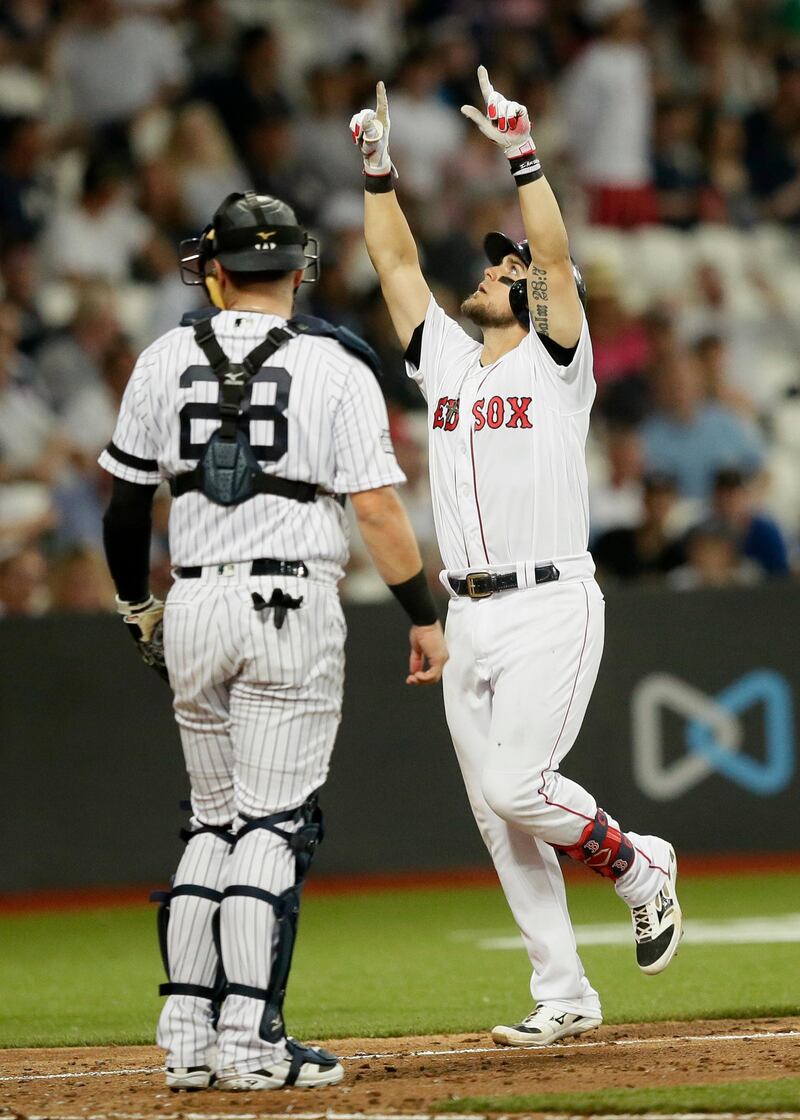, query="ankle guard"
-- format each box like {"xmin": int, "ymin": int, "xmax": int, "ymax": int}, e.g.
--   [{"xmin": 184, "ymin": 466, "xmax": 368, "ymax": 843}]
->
[{"xmin": 557, "ymin": 808, "xmax": 635, "ymax": 880}]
